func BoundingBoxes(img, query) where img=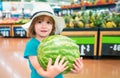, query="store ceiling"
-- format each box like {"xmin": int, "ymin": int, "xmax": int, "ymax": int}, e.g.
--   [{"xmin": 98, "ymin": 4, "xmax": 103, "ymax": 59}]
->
[
  {"xmin": 31, "ymin": 0, "xmax": 71, "ymax": 3},
  {"xmin": 1, "ymin": 0, "xmax": 78, "ymax": 5},
  {"xmin": 1, "ymin": 0, "xmax": 72, "ymax": 3},
  {"xmin": 25, "ymin": 0, "xmax": 72, "ymax": 5},
  {"xmin": 46, "ymin": 0, "xmax": 71, "ymax": 5},
  {"xmin": 47, "ymin": 0, "xmax": 70, "ymax": 2},
  {"xmin": 46, "ymin": 0, "xmax": 72, "ymax": 5}
]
